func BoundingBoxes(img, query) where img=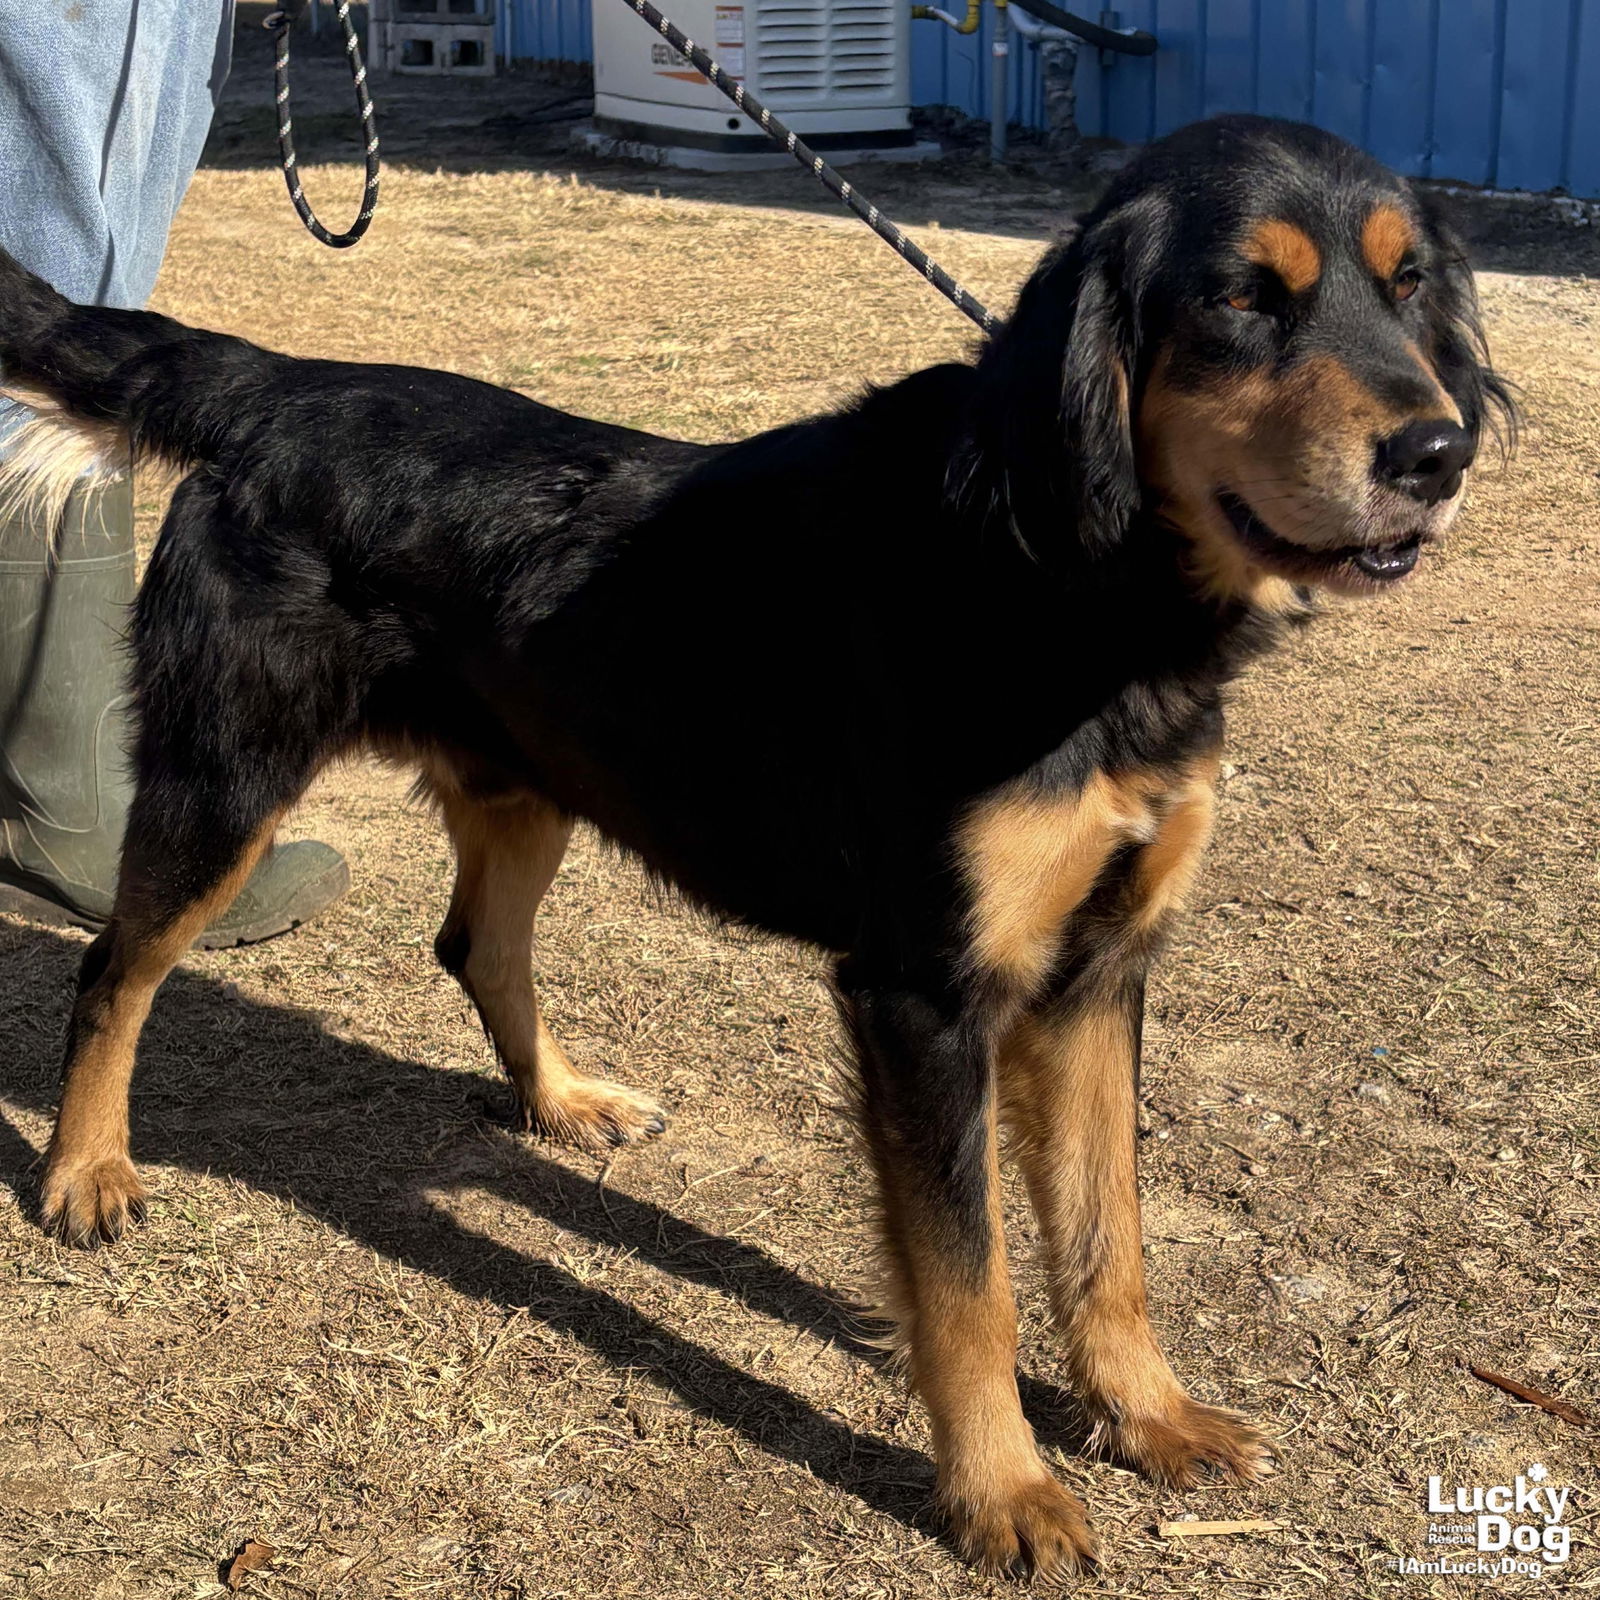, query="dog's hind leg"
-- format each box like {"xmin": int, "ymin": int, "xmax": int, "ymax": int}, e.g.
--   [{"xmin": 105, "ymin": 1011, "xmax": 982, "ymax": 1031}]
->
[
  {"xmin": 43, "ymin": 799, "xmax": 293, "ymax": 1245},
  {"xmin": 837, "ymin": 966, "xmax": 1096, "ymax": 1580},
  {"xmin": 431, "ymin": 786, "xmax": 667, "ymax": 1150},
  {"xmin": 41, "ymin": 472, "xmax": 347, "ymax": 1244}
]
